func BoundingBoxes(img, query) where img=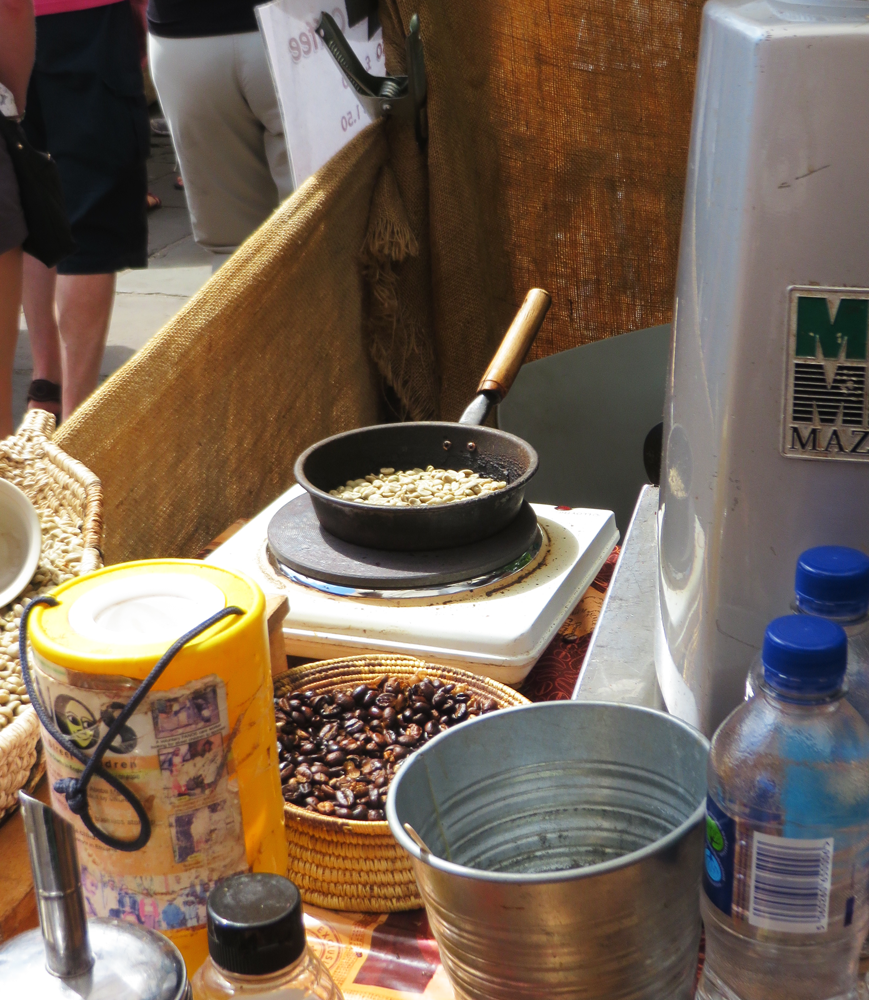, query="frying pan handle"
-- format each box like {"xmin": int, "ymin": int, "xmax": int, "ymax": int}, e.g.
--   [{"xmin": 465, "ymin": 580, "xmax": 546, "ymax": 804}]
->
[{"xmin": 477, "ymin": 288, "xmax": 552, "ymax": 400}]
